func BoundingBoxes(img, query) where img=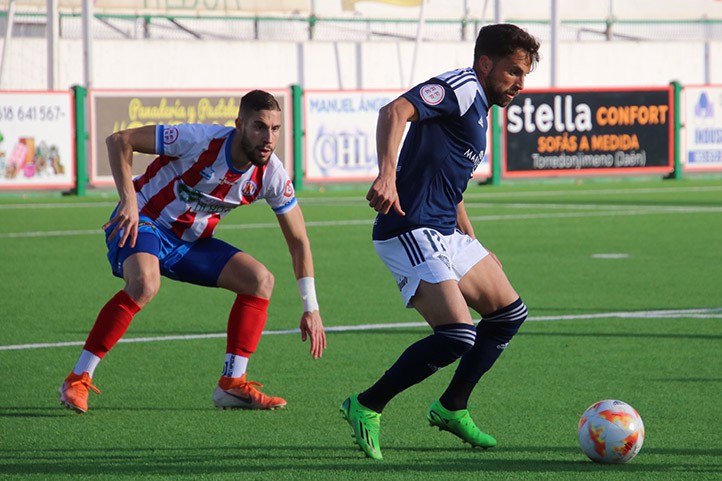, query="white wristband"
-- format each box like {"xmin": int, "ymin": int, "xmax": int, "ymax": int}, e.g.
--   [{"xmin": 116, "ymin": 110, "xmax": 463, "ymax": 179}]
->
[{"xmin": 297, "ymin": 277, "xmax": 319, "ymax": 312}]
